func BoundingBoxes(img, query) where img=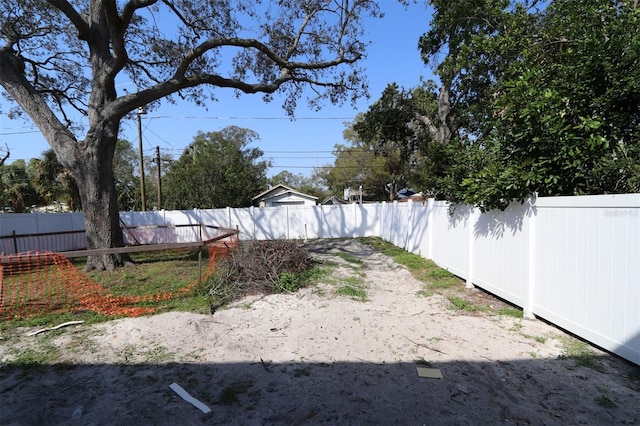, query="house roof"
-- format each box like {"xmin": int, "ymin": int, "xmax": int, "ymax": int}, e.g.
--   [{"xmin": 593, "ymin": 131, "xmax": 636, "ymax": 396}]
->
[
  {"xmin": 252, "ymin": 183, "xmax": 318, "ymax": 202},
  {"xmin": 320, "ymin": 195, "xmax": 350, "ymax": 205}
]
